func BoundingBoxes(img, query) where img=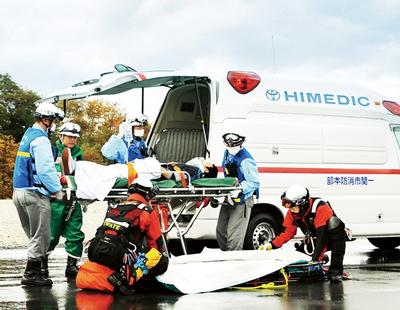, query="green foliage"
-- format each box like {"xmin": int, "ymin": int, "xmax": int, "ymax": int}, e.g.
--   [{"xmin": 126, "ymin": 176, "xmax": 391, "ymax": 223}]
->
[
  {"xmin": 0, "ymin": 73, "xmax": 128, "ymax": 198},
  {"xmin": 0, "ymin": 133, "xmax": 18, "ymax": 199},
  {"xmin": 56, "ymin": 99, "xmax": 125, "ymax": 164},
  {"xmin": 0, "ymin": 74, "xmax": 40, "ymax": 141}
]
